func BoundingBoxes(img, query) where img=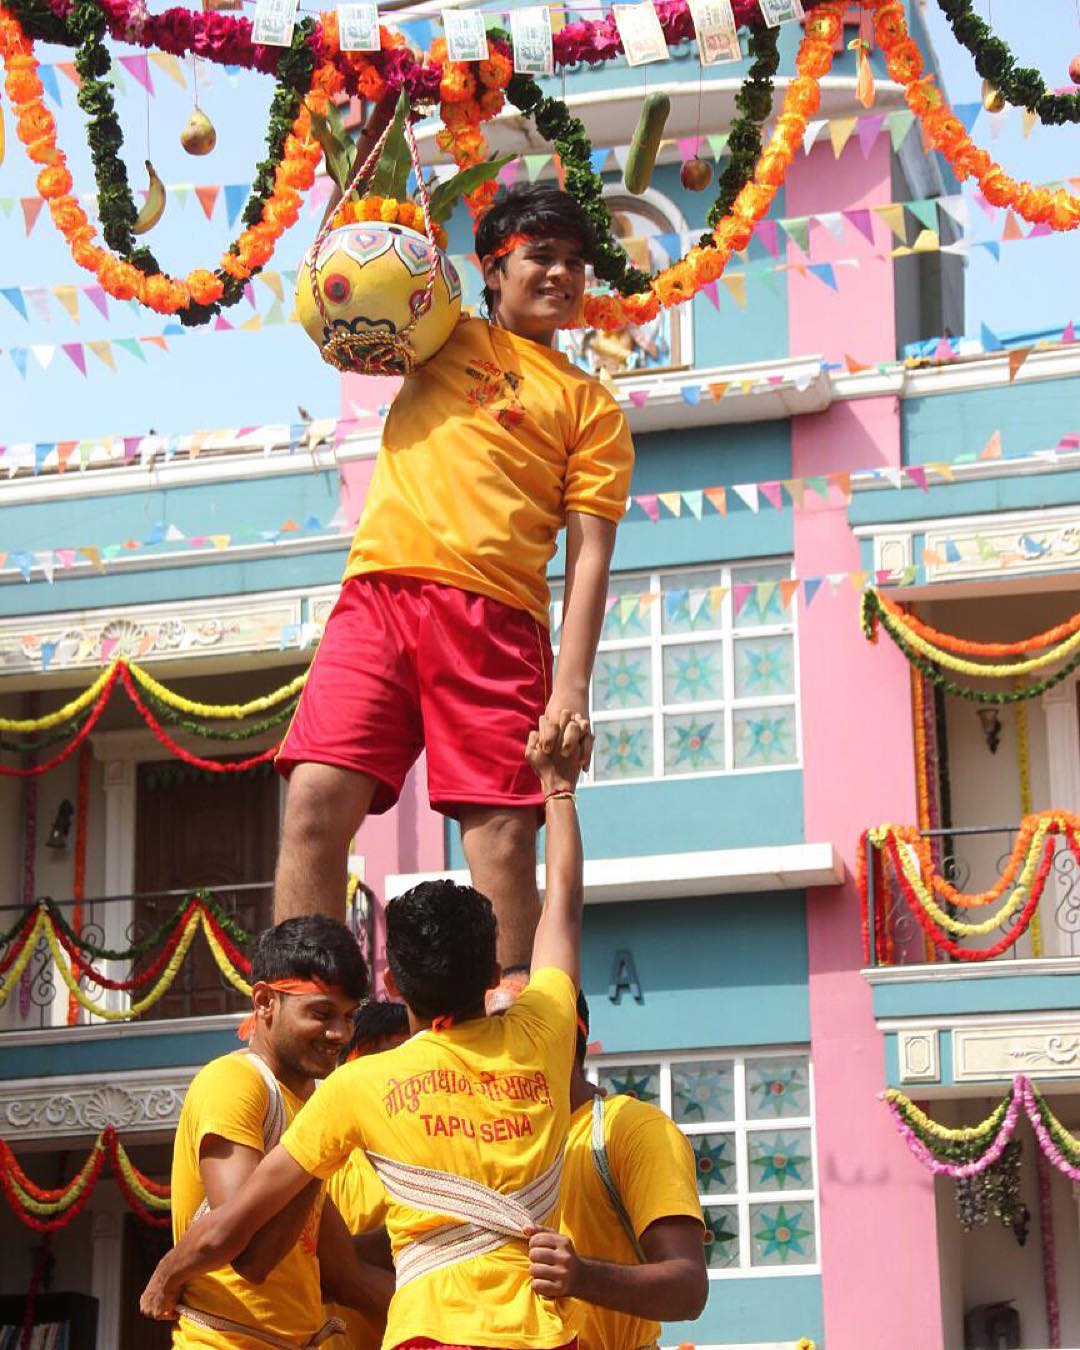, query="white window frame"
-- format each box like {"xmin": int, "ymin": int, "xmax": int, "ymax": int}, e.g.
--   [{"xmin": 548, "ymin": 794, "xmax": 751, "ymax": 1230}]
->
[
  {"xmin": 587, "ymin": 1045, "xmax": 820, "ymax": 1280},
  {"xmin": 552, "ymin": 558, "xmax": 802, "ymax": 786}
]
